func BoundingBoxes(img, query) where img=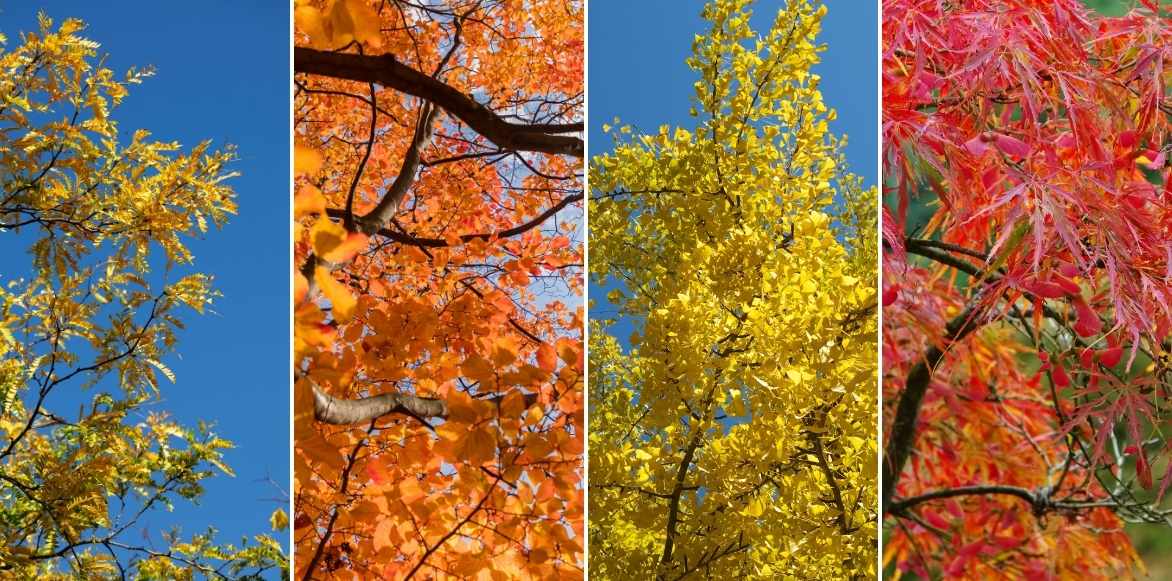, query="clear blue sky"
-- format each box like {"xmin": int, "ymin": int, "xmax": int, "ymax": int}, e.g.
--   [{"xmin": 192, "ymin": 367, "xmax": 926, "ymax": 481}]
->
[
  {"xmin": 588, "ymin": 0, "xmax": 876, "ymax": 177},
  {"xmin": 587, "ymin": 0, "xmax": 878, "ymax": 331},
  {"xmin": 2, "ymin": 0, "xmax": 289, "ymax": 562}
]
